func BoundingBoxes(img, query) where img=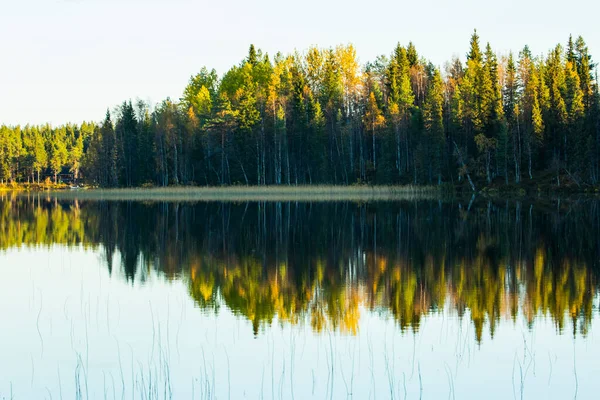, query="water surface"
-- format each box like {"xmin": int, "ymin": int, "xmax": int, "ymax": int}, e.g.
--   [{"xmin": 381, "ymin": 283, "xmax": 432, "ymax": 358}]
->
[{"xmin": 1, "ymin": 194, "xmax": 599, "ymax": 399}]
